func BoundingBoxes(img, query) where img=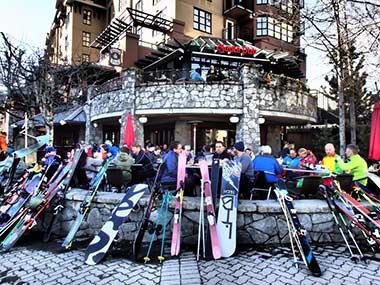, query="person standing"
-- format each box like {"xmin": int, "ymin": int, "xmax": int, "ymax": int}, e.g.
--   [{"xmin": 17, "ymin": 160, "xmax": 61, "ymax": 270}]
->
[
  {"xmin": 337, "ymin": 144, "xmax": 368, "ymax": 186},
  {"xmin": 0, "ymin": 131, "xmax": 8, "ymax": 160},
  {"xmin": 233, "ymin": 141, "xmax": 254, "ymax": 198},
  {"xmin": 213, "ymin": 141, "xmax": 231, "ymax": 161},
  {"xmin": 160, "ymin": 141, "xmax": 182, "ymax": 190}
]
